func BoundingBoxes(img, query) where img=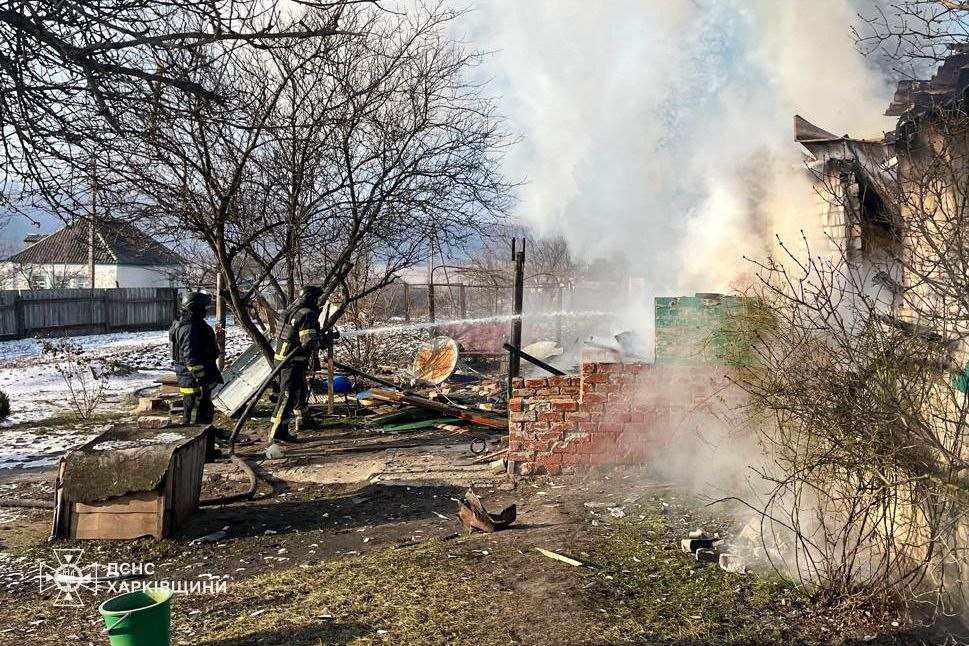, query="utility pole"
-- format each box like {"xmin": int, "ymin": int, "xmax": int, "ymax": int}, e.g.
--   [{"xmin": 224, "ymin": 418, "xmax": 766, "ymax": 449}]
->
[
  {"xmin": 215, "ymin": 271, "xmax": 227, "ymax": 370},
  {"xmin": 88, "ymin": 159, "xmax": 97, "ymax": 289},
  {"xmin": 427, "ymin": 232, "xmax": 435, "ymax": 323},
  {"xmin": 508, "ymin": 237, "xmax": 526, "ymax": 389}
]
